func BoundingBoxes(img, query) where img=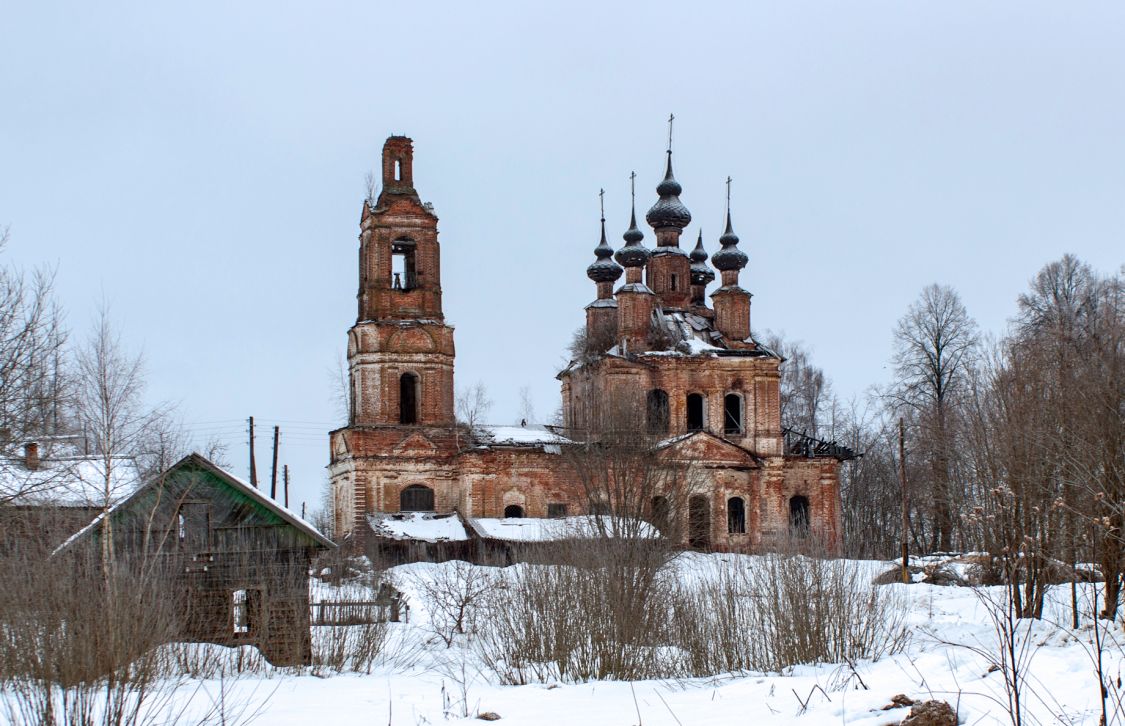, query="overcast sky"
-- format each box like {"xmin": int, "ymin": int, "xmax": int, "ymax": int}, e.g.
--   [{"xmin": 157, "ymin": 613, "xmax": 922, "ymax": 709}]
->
[{"xmin": 2, "ymin": 2, "xmax": 1122, "ymax": 513}]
